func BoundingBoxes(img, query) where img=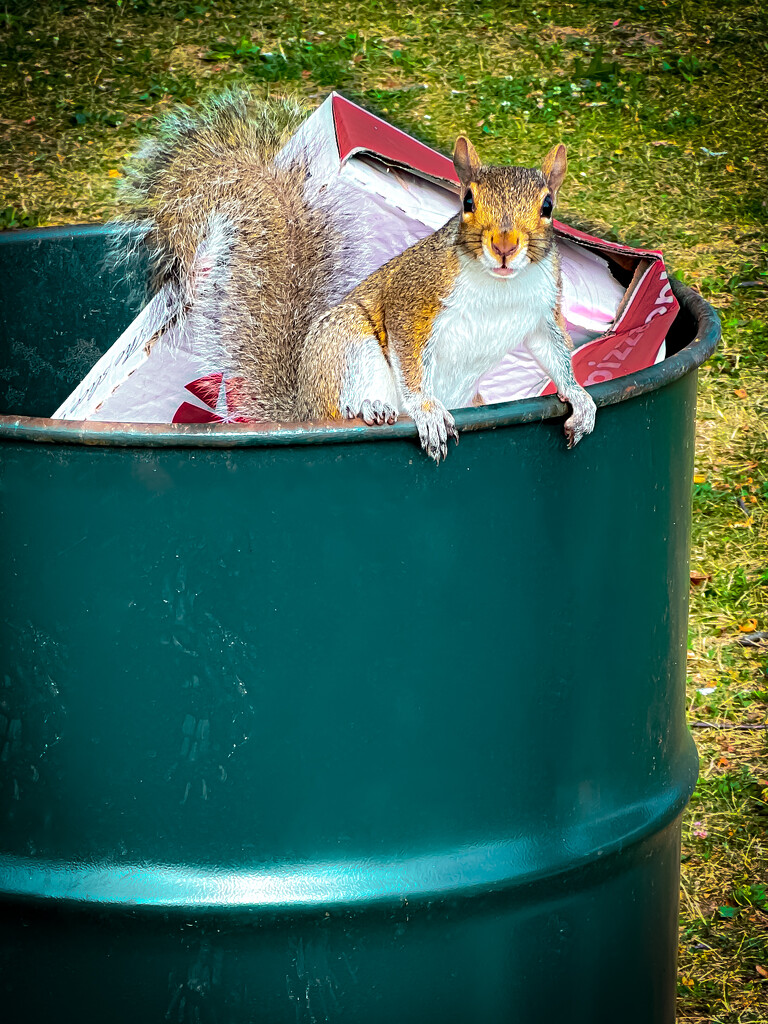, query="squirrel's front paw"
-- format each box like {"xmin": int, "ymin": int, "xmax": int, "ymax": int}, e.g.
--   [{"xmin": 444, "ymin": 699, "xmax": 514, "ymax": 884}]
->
[
  {"xmin": 409, "ymin": 398, "xmax": 459, "ymax": 464},
  {"xmin": 559, "ymin": 389, "xmax": 596, "ymax": 449},
  {"xmin": 343, "ymin": 399, "xmax": 398, "ymax": 426}
]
